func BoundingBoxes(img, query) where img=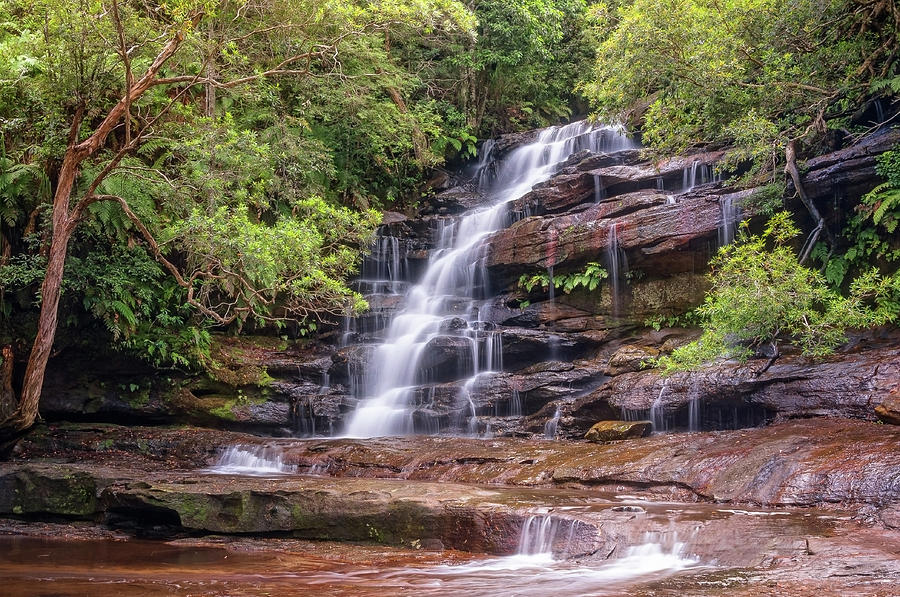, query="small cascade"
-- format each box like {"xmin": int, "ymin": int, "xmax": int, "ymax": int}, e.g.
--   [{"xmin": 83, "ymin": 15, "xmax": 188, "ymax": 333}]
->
[
  {"xmin": 343, "ymin": 121, "xmax": 636, "ymax": 437},
  {"xmin": 508, "ymin": 389, "xmax": 523, "ymax": 417},
  {"xmin": 517, "ymin": 515, "xmax": 561, "ymax": 557},
  {"xmin": 606, "ymin": 222, "xmax": 628, "ymax": 317},
  {"xmin": 682, "ymin": 160, "xmax": 716, "ymax": 192},
  {"xmin": 875, "ymin": 99, "xmax": 885, "ymax": 124},
  {"xmin": 650, "ymin": 381, "xmax": 668, "ymax": 432},
  {"xmin": 688, "ymin": 396, "xmax": 699, "ymax": 432},
  {"xmin": 593, "ymin": 174, "xmax": 606, "ymax": 202},
  {"xmin": 460, "ymin": 375, "xmax": 480, "ymax": 435},
  {"xmin": 544, "ymin": 405, "xmax": 561, "ymax": 439},
  {"xmin": 718, "ymin": 195, "xmax": 742, "ymax": 246},
  {"xmin": 473, "ymin": 138, "xmax": 498, "ymax": 188},
  {"xmin": 547, "ymin": 265, "xmax": 555, "ymax": 302},
  {"xmin": 656, "ymin": 176, "xmax": 665, "ymax": 191},
  {"xmin": 209, "ymin": 445, "xmax": 296, "ymax": 475},
  {"xmin": 359, "ymin": 234, "xmax": 407, "ymax": 295},
  {"xmin": 548, "ymin": 335, "xmax": 561, "ymax": 361}
]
